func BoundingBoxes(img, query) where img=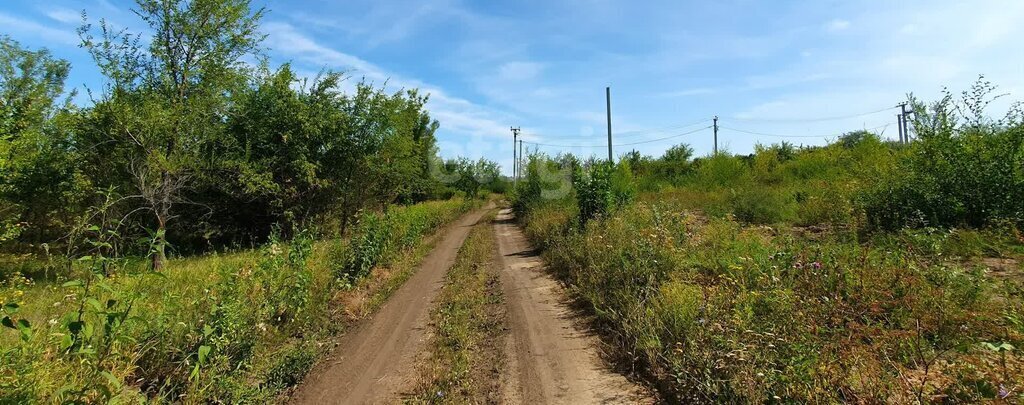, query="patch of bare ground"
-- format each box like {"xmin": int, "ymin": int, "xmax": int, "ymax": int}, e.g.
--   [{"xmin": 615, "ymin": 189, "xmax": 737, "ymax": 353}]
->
[
  {"xmin": 407, "ymin": 211, "xmax": 509, "ymax": 403},
  {"xmin": 285, "ymin": 207, "xmax": 489, "ymax": 404}
]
